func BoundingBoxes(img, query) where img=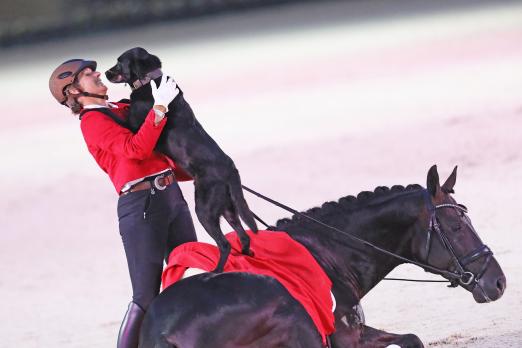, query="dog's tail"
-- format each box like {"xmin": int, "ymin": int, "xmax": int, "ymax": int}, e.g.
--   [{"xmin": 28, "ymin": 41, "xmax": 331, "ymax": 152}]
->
[{"xmin": 229, "ymin": 175, "xmax": 258, "ymax": 233}]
